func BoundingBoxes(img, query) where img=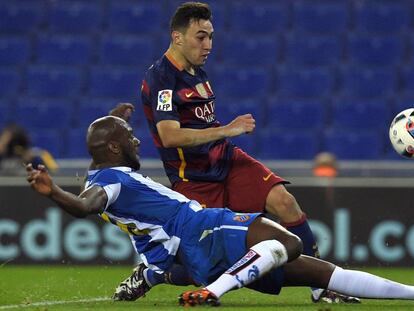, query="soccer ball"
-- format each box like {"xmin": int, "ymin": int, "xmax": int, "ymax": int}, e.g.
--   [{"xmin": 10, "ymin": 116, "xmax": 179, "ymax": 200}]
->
[{"xmin": 389, "ymin": 108, "xmax": 414, "ymax": 158}]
